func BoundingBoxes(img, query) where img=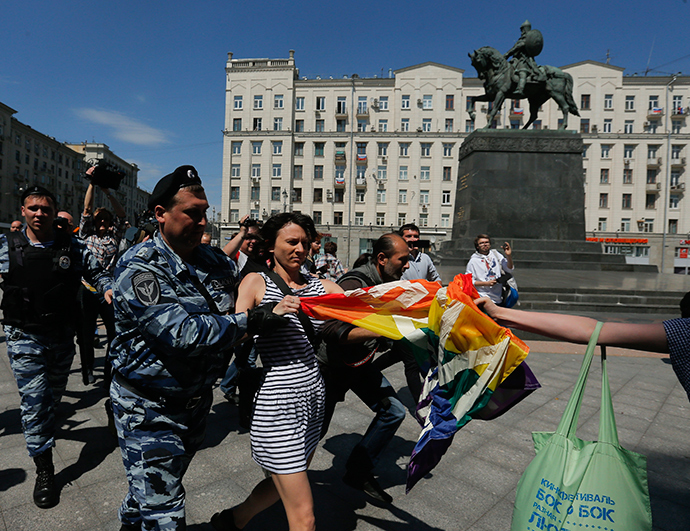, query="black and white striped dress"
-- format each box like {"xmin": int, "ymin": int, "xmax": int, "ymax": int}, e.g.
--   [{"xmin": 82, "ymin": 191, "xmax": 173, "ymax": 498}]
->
[{"xmin": 250, "ymin": 272, "xmax": 326, "ymax": 474}]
